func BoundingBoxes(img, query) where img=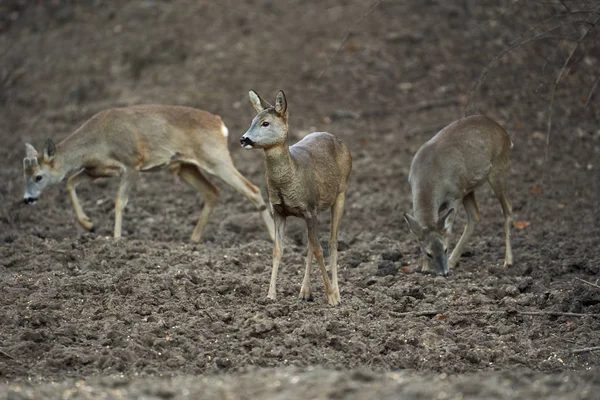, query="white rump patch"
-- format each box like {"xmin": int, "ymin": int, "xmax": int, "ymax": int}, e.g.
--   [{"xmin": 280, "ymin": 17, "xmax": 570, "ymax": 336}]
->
[{"xmin": 221, "ymin": 124, "xmax": 229, "ymax": 138}]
